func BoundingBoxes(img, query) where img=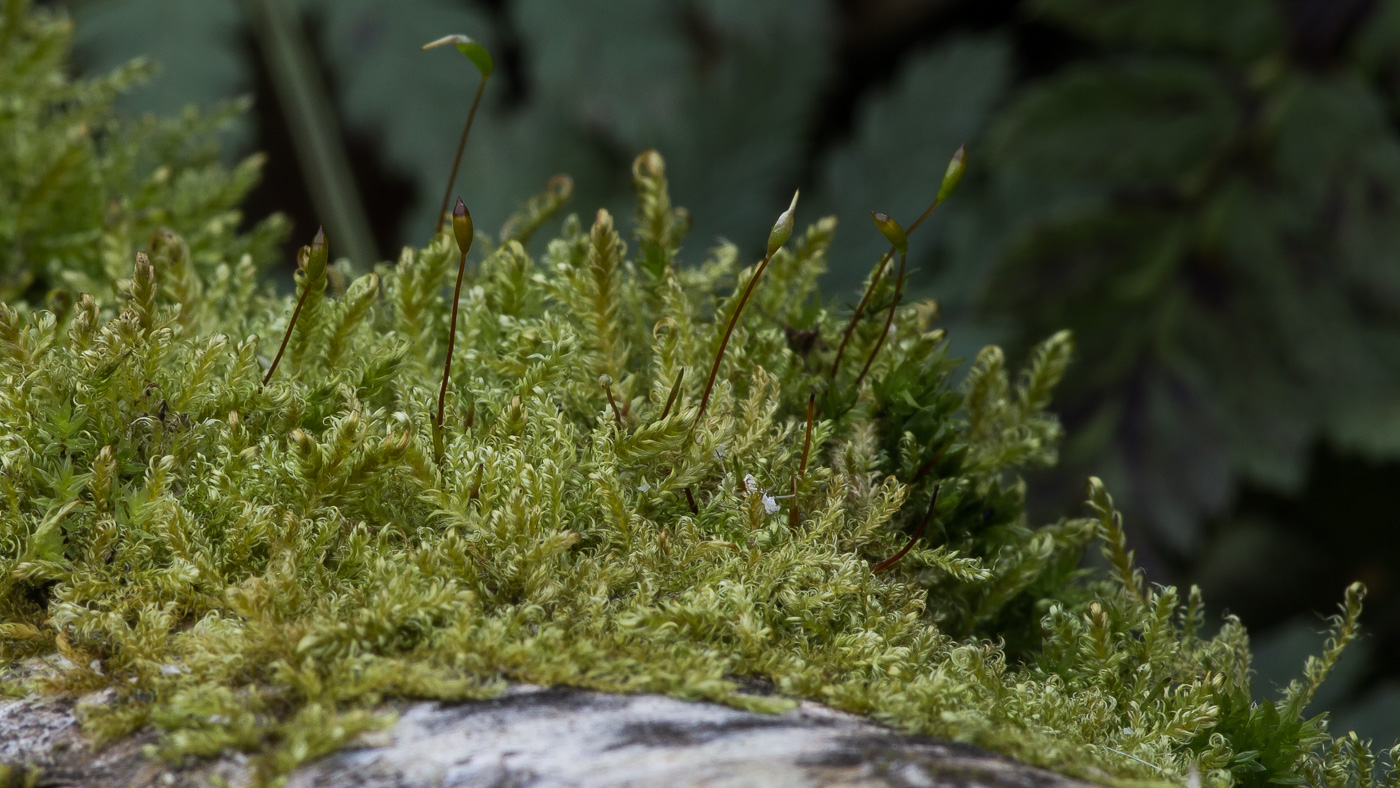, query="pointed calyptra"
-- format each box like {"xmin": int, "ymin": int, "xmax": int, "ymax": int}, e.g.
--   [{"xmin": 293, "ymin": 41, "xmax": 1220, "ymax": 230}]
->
[
  {"xmin": 936, "ymin": 144, "xmax": 967, "ymax": 205},
  {"xmin": 767, "ymin": 190, "xmax": 799, "ymax": 258},
  {"xmin": 305, "ymin": 226, "xmax": 328, "ymax": 282},
  {"xmin": 453, "ymin": 198, "xmax": 474, "ymax": 256},
  {"xmin": 422, "ymin": 34, "xmax": 494, "ymax": 78},
  {"xmin": 869, "ymin": 212, "xmax": 908, "ymax": 257}
]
